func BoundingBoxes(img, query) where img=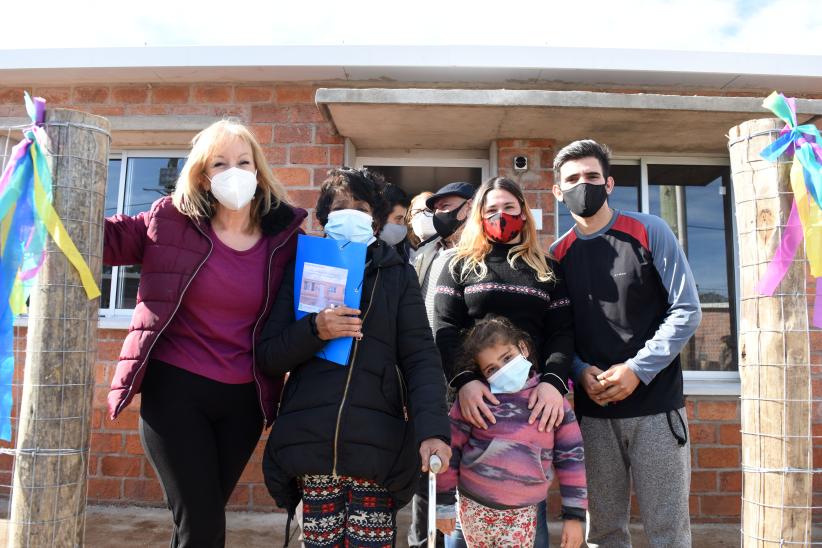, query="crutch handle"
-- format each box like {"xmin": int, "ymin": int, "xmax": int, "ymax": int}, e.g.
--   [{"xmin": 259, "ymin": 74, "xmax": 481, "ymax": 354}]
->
[{"xmin": 429, "ymin": 454, "xmax": 442, "ymax": 474}]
